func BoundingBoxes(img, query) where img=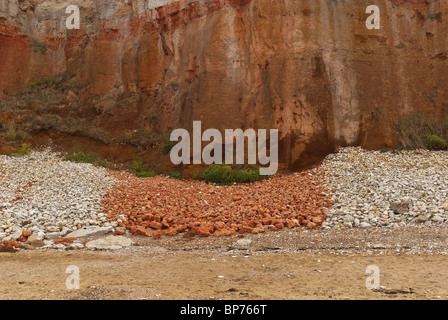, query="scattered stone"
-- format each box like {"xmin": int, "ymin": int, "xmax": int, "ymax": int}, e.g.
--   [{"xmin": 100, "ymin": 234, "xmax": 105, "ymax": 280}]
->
[
  {"xmin": 52, "ymin": 244, "xmax": 66, "ymax": 250},
  {"xmin": 85, "ymin": 235, "xmax": 133, "ymax": 250},
  {"xmin": 27, "ymin": 232, "xmax": 44, "ymax": 242},
  {"xmin": 69, "ymin": 243, "xmax": 84, "ymax": 250},
  {"xmin": 45, "ymin": 232, "xmax": 62, "ymax": 240},
  {"xmin": 390, "ymin": 201, "xmax": 411, "ymax": 214},
  {"xmin": 360, "ymin": 222, "xmax": 371, "ymax": 229},
  {"xmin": 26, "ymin": 239, "xmax": 46, "ymax": 248},
  {"xmin": 432, "ymin": 215, "xmax": 444, "ymax": 223},
  {"xmin": 235, "ymin": 238, "xmax": 252, "ymax": 246},
  {"xmin": 54, "ymin": 237, "xmax": 76, "ymax": 245},
  {"xmin": 65, "ymin": 226, "xmax": 114, "ymax": 238},
  {"xmin": 373, "ymin": 244, "xmax": 388, "ymax": 249},
  {"xmin": 21, "ymin": 230, "xmax": 31, "ymax": 237},
  {"xmin": 417, "ymin": 215, "xmax": 429, "ymax": 223},
  {"xmin": 114, "ymin": 228, "xmax": 126, "ymax": 235},
  {"xmin": 323, "ymin": 147, "xmax": 448, "ymax": 229},
  {"xmin": 0, "ymin": 149, "xmax": 116, "ymax": 243}
]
